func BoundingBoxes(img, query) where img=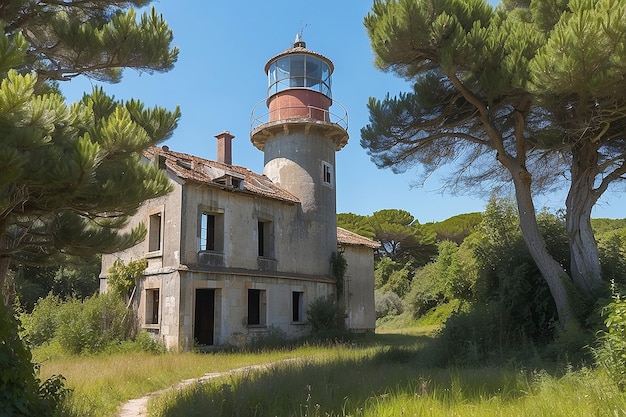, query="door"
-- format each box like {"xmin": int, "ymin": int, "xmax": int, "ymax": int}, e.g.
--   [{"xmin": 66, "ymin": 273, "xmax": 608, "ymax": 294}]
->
[{"xmin": 194, "ymin": 289, "xmax": 215, "ymax": 345}]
